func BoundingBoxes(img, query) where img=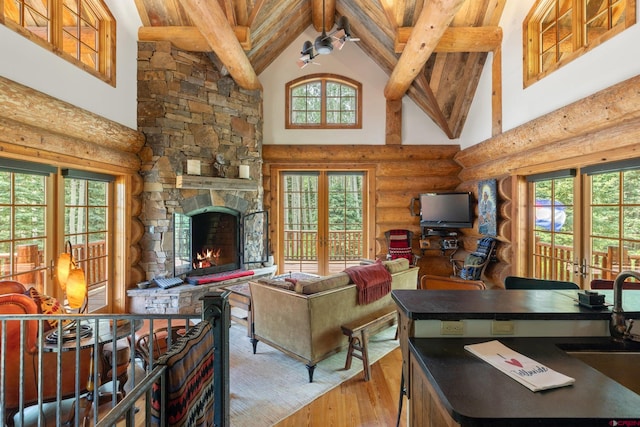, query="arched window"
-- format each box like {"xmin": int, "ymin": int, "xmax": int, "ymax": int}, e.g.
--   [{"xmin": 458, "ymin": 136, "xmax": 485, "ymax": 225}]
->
[
  {"xmin": 2, "ymin": 0, "xmax": 116, "ymax": 85},
  {"xmin": 523, "ymin": 0, "xmax": 635, "ymax": 87},
  {"xmin": 285, "ymin": 74, "xmax": 362, "ymax": 129}
]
